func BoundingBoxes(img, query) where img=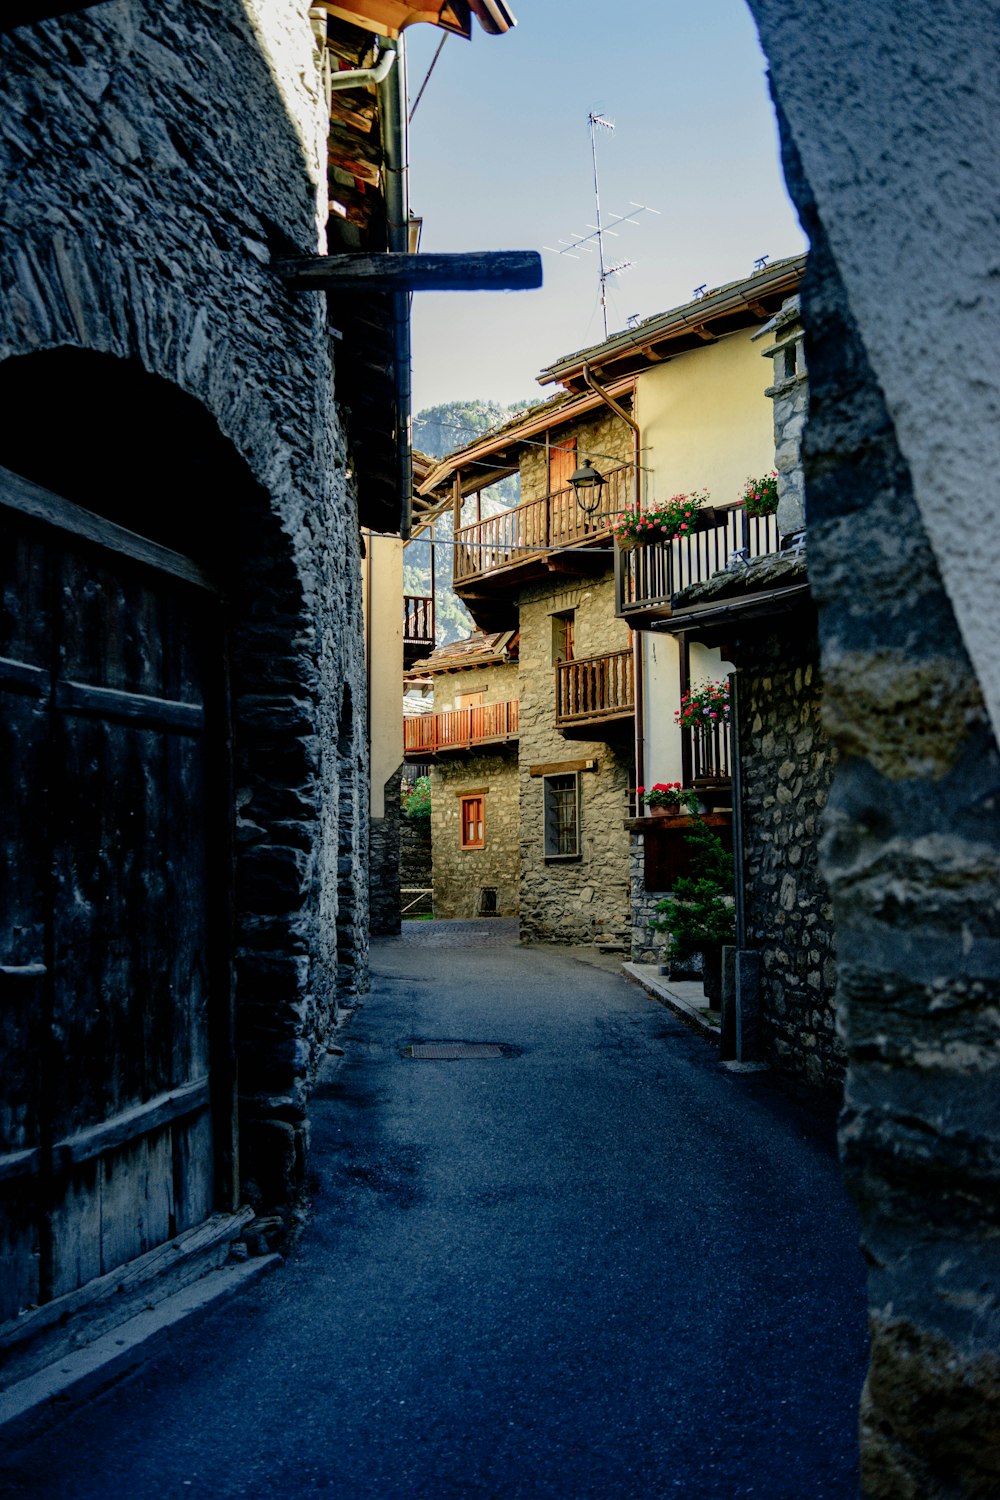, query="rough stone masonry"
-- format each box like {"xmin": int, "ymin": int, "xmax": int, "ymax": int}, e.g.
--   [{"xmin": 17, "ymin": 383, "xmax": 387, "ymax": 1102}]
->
[
  {"xmin": 743, "ymin": 4, "xmax": 1000, "ymax": 1485},
  {"xmin": 0, "ymin": 0, "xmax": 370, "ymax": 1220}
]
